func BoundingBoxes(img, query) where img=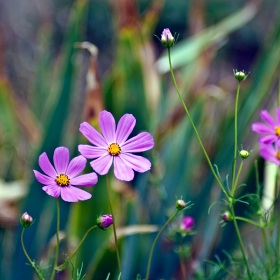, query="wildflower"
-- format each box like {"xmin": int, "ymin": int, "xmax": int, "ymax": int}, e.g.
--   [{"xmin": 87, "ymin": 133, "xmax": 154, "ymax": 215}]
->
[
  {"xmin": 252, "ymin": 108, "xmax": 280, "ymax": 144},
  {"xmin": 176, "ymin": 199, "xmax": 187, "ymax": 210},
  {"xmin": 239, "ymin": 150, "xmax": 250, "ymax": 159},
  {"xmin": 180, "ymin": 216, "xmax": 194, "ymax": 232},
  {"xmin": 161, "ymin": 28, "xmax": 175, "ymax": 47},
  {"xmin": 20, "ymin": 212, "xmax": 33, "ymax": 228},
  {"xmin": 233, "ymin": 70, "xmax": 249, "ymax": 82},
  {"xmin": 259, "ymin": 141, "xmax": 280, "ymax": 166},
  {"xmin": 78, "ymin": 110, "xmax": 154, "ymax": 181},
  {"xmin": 33, "ymin": 147, "xmax": 98, "ymax": 202},
  {"xmin": 222, "ymin": 211, "xmax": 232, "ymax": 223},
  {"xmin": 97, "ymin": 214, "xmax": 113, "ymax": 229}
]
